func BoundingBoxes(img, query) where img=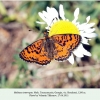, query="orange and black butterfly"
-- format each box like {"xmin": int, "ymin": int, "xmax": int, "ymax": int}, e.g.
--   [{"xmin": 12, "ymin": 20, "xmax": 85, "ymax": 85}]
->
[{"xmin": 19, "ymin": 30, "xmax": 81, "ymax": 65}]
